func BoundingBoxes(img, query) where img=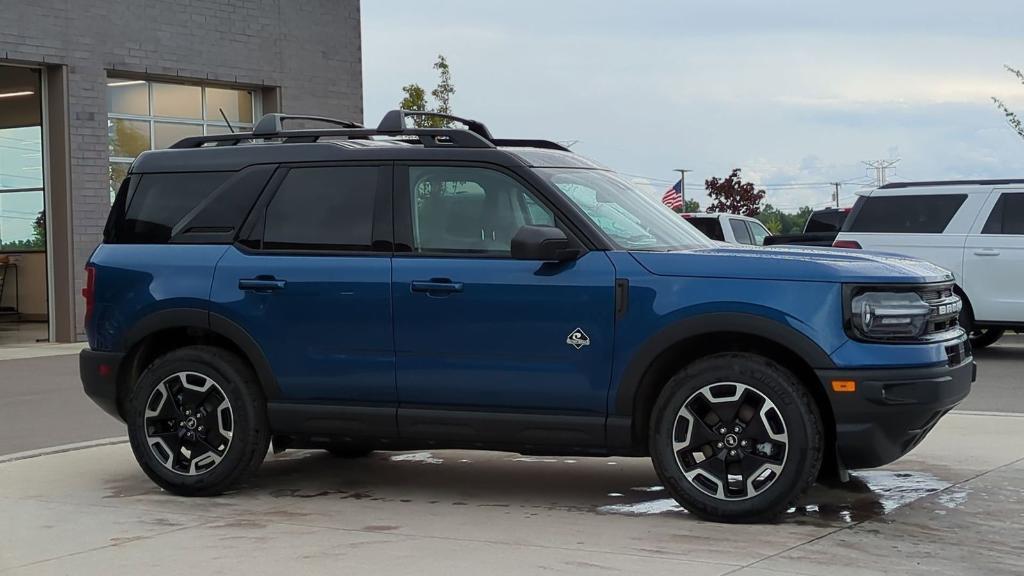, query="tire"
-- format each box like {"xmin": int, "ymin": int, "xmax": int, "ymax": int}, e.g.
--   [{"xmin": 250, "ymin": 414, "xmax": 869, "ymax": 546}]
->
[
  {"xmin": 125, "ymin": 345, "xmax": 270, "ymax": 496},
  {"xmin": 326, "ymin": 445, "xmax": 374, "ymax": 459},
  {"xmin": 969, "ymin": 328, "xmax": 1005, "ymax": 350},
  {"xmin": 649, "ymin": 352, "xmax": 823, "ymax": 523}
]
